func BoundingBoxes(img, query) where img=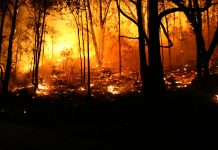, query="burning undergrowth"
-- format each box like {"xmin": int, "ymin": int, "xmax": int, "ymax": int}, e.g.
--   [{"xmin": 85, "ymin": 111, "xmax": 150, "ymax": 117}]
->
[
  {"xmin": 11, "ymin": 58, "xmax": 218, "ymax": 103},
  {"xmin": 13, "ymin": 67, "xmax": 141, "ymax": 103}
]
